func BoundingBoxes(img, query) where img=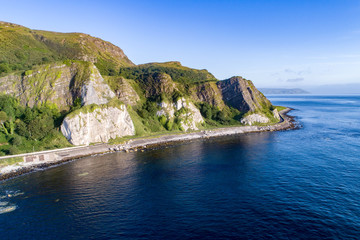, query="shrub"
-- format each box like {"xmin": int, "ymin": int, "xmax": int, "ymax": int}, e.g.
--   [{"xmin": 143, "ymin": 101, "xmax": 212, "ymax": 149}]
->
[
  {"xmin": 10, "ymin": 135, "xmax": 22, "ymax": 146},
  {"xmin": 159, "ymin": 115, "xmax": 167, "ymax": 126},
  {"xmin": 165, "ymin": 119, "xmax": 173, "ymax": 131},
  {"xmin": 8, "ymin": 146, "xmax": 20, "ymax": 155}
]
